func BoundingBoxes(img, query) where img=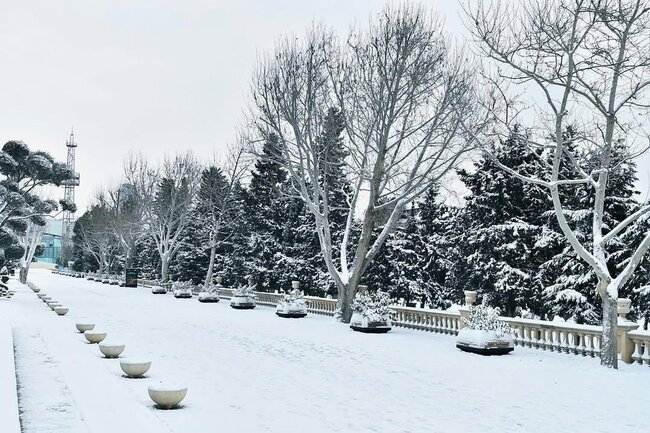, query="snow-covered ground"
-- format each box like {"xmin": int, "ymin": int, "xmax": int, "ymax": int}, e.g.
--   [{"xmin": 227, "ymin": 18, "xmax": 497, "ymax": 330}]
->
[{"xmin": 2, "ymin": 269, "xmax": 648, "ymax": 433}]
